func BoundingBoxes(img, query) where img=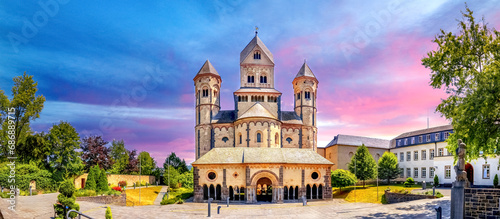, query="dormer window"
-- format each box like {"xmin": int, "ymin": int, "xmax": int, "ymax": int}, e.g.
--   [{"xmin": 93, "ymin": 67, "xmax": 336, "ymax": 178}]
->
[
  {"xmin": 247, "ymin": 75, "xmax": 255, "ymax": 83},
  {"xmin": 202, "ymin": 89, "xmax": 209, "ymax": 97},
  {"xmin": 254, "ymin": 51, "xmax": 261, "ymax": 59},
  {"xmin": 260, "ymin": 76, "xmax": 267, "ymax": 83}
]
